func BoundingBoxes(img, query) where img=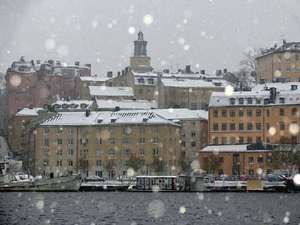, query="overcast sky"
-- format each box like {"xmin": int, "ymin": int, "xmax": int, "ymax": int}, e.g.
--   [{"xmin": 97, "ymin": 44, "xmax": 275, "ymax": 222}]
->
[{"xmin": 0, "ymin": 0, "xmax": 300, "ymax": 75}]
